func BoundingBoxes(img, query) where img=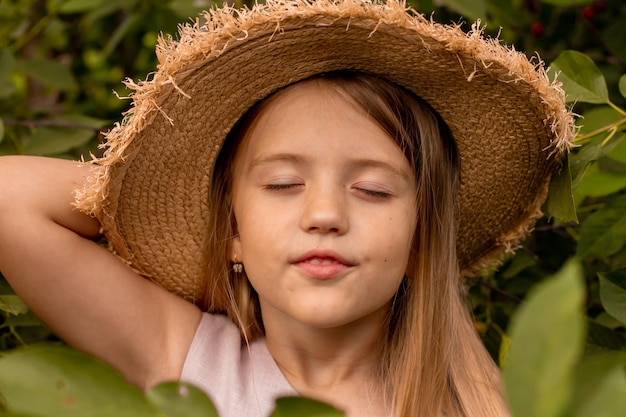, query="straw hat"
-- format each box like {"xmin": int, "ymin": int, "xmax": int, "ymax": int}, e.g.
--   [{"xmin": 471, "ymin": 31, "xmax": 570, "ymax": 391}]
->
[{"xmin": 76, "ymin": 0, "xmax": 574, "ymax": 306}]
